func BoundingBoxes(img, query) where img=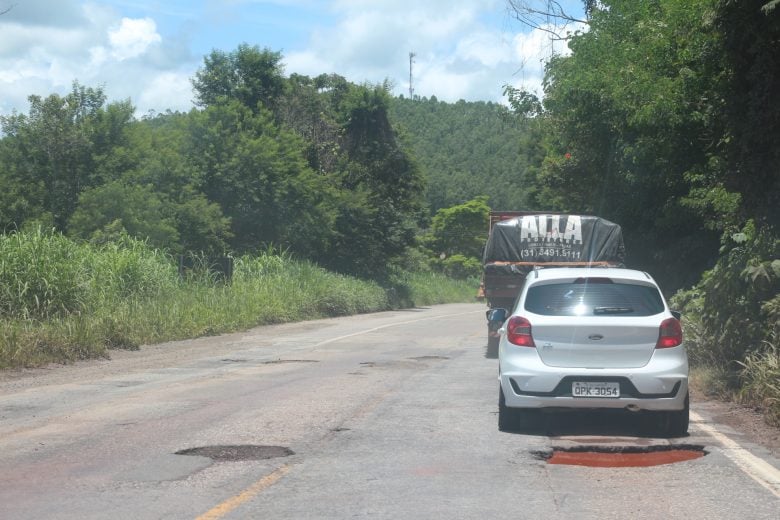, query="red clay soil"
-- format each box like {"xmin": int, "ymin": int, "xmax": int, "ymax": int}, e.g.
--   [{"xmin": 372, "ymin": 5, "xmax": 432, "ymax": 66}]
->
[{"xmin": 548, "ymin": 449, "xmax": 705, "ymax": 468}]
